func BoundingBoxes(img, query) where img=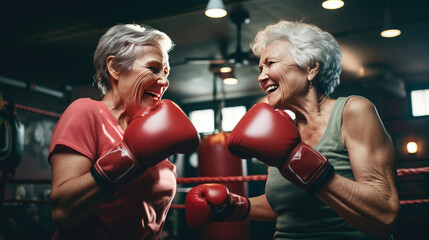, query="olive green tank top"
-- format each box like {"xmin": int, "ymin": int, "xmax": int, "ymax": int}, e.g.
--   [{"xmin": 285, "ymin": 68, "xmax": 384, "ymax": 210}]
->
[{"xmin": 265, "ymin": 96, "xmax": 372, "ymax": 239}]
